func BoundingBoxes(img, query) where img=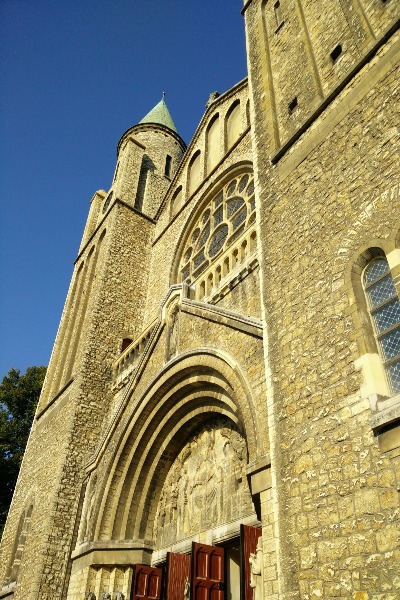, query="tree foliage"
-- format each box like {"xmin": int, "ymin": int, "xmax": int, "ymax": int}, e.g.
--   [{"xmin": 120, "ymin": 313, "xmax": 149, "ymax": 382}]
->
[{"xmin": 0, "ymin": 366, "xmax": 46, "ymax": 535}]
